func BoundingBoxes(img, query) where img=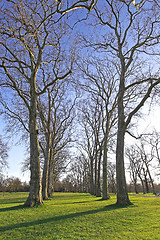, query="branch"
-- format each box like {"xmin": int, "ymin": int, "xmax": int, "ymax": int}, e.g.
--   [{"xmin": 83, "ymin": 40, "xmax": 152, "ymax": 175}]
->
[
  {"xmin": 36, "ymin": 70, "xmax": 72, "ymax": 96},
  {"xmin": 125, "ymin": 78, "xmax": 160, "ymax": 128},
  {"xmin": 1, "ymin": 62, "xmax": 31, "ymax": 112},
  {"xmin": 57, "ymin": 0, "xmax": 96, "ymax": 15}
]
